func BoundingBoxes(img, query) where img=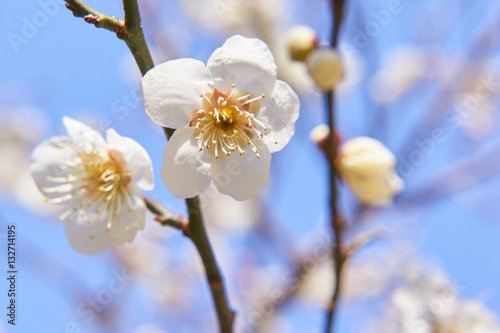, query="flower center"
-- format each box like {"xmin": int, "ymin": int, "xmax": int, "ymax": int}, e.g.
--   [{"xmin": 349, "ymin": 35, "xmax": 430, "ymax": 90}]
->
[
  {"xmin": 190, "ymin": 84, "xmax": 278, "ymax": 159},
  {"xmin": 42, "ymin": 148, "xmax": 134, "ymax": 238}
]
